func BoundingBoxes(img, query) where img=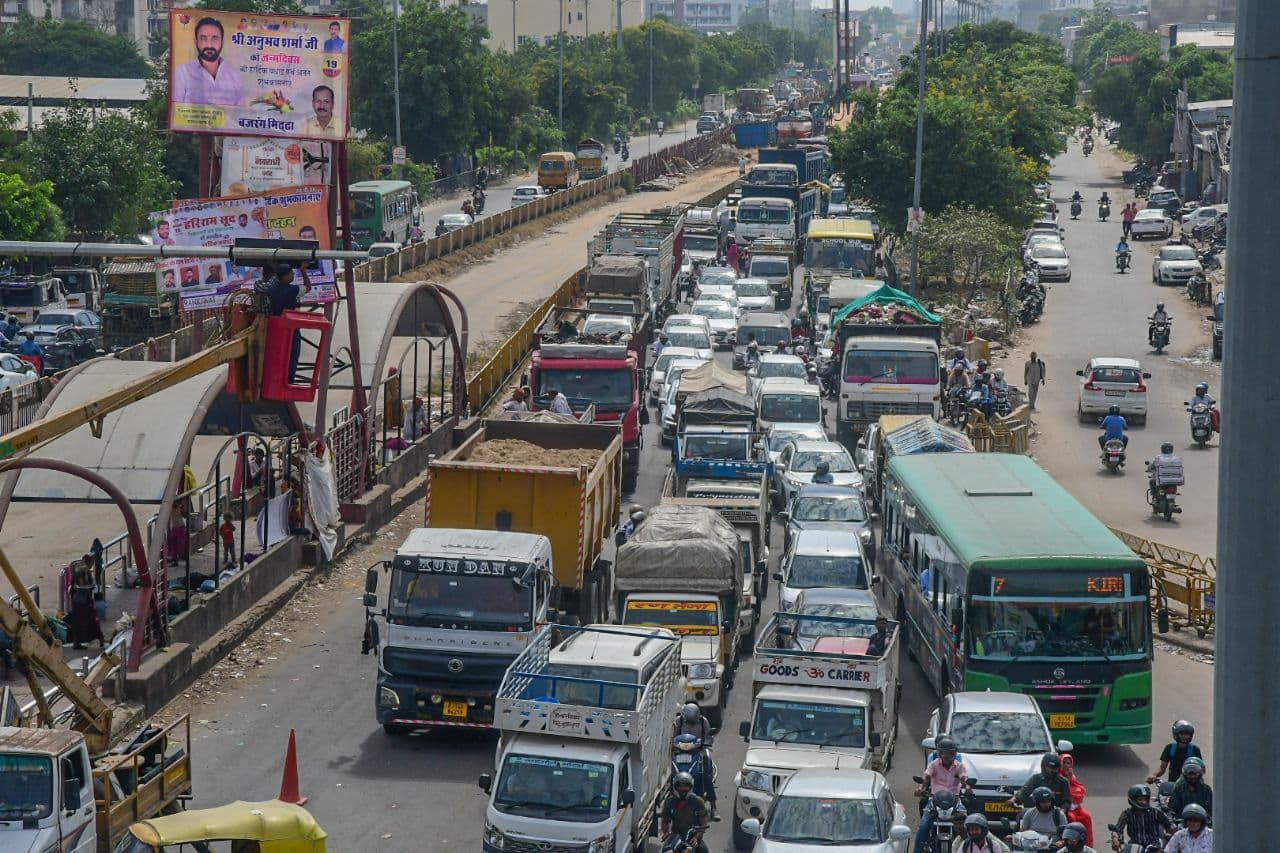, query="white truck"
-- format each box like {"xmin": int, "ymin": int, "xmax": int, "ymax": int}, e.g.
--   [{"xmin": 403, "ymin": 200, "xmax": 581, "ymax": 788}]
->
[
  {"xmin": 731, "ymin": 611, "xmax": 899, "ymax": 850},
  {"xmin": 479, "ymin": 625, "xmax": 683, "ymax": 853}
]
